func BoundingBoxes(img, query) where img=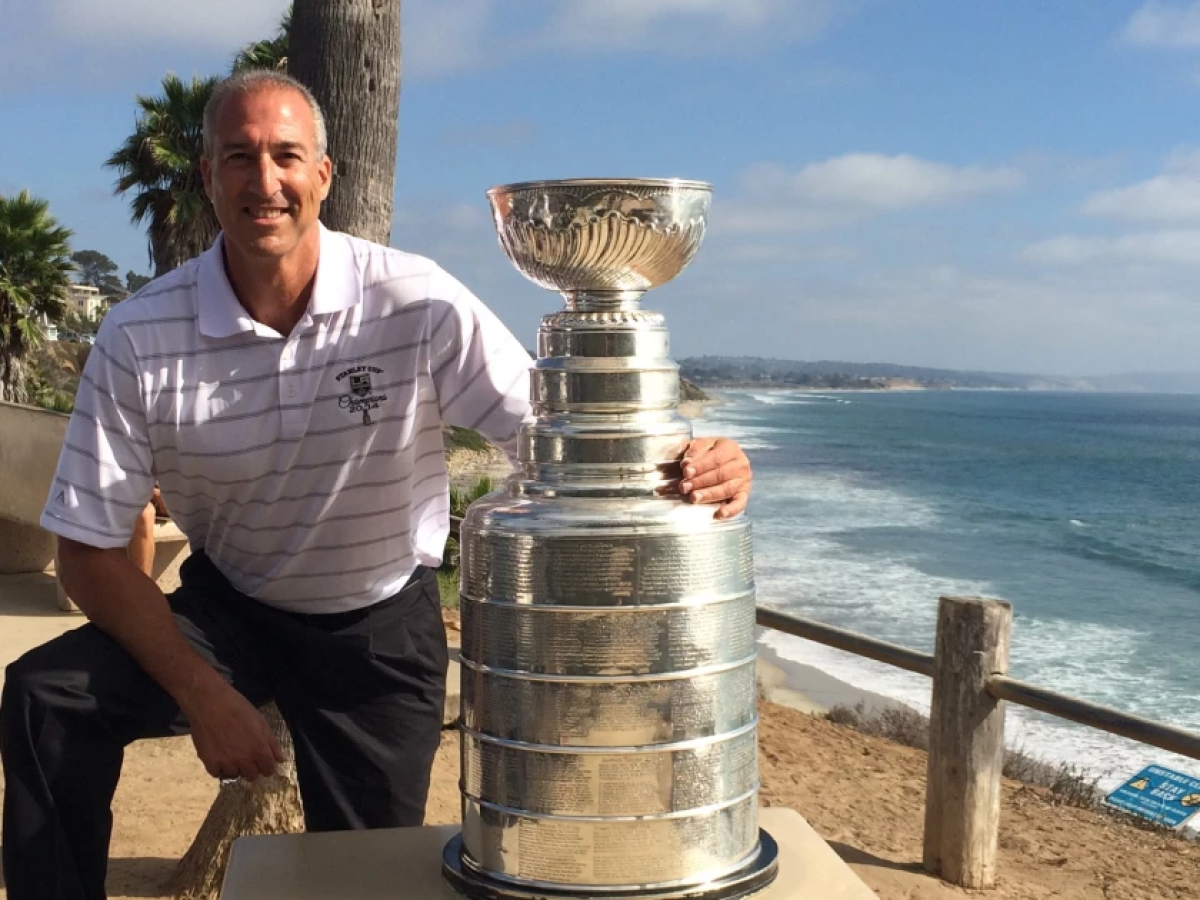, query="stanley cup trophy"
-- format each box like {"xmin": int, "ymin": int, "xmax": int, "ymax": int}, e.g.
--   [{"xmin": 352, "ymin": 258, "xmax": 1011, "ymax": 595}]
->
[{"xmin": 442, "ymin": 179, "xmax": 779, "ymax": 900}]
